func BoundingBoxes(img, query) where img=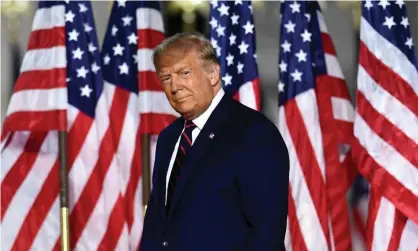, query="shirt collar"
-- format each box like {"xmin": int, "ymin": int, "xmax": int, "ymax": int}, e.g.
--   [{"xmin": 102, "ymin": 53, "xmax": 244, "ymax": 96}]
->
[{"xmin": 191, "ymin": 88, "xmax": 225, "ymax": 130}]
